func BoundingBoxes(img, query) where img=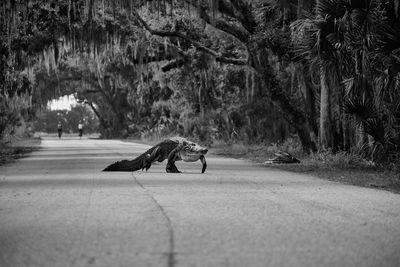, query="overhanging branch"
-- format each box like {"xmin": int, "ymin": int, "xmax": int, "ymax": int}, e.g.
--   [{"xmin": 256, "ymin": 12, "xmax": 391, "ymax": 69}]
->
[
  {"xmin": 132, "ymin": 10, "xmax": 247, "ymax": 67},
  {"xmin": 182, "ymin": 0, "xmax": 251, "ymax": 44},
  {"xmin": 161, "ymin": 58, "xmax": 186, "ymax": 72}
]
